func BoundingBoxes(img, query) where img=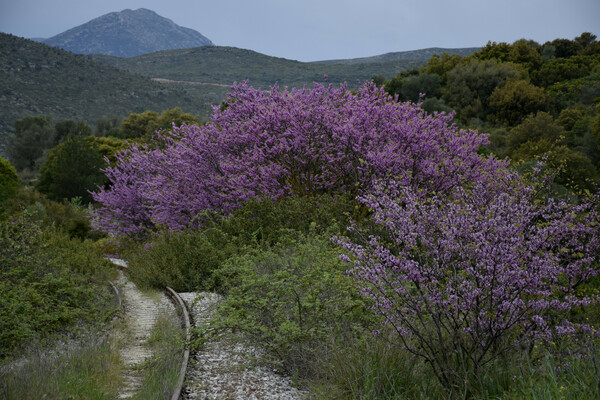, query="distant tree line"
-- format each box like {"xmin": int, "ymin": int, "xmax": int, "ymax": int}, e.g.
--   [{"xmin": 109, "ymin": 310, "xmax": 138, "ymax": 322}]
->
[
  {"xmin": 3, "ymin": 108, "xmax": 200, "ymax": 204},
  {"xmin": 373, "ymin": 32, "xmax": 600, "ymax": 195},
  {"xmin": 3, "ymin": 33, "xmax": 599, "ymax": 208}
]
